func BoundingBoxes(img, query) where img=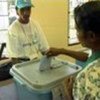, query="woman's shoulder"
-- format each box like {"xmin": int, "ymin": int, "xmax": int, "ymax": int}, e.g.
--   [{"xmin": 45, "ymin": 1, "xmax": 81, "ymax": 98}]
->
[
  {"xmin": 80, "ymin": 58, "xmax": 100, "ymax": 76},
  {"xmin": 87, "ymin": 58, "xmax": 100, "ymax": 69}
]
